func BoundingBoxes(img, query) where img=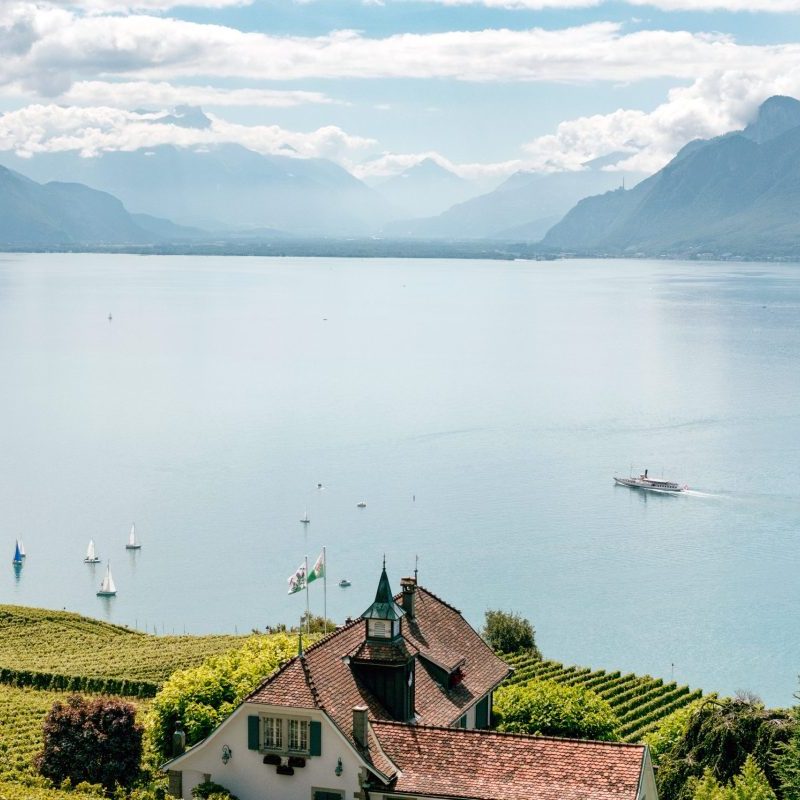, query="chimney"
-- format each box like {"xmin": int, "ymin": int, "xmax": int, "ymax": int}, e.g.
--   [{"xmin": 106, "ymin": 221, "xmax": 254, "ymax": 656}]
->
[
  {"xmin": 352, "ymin": 706, "xmax": 369, "ymax": 750},
  {"xmin": 400, "ymin": 576, "xmax": 417, "ymax": 619}
]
